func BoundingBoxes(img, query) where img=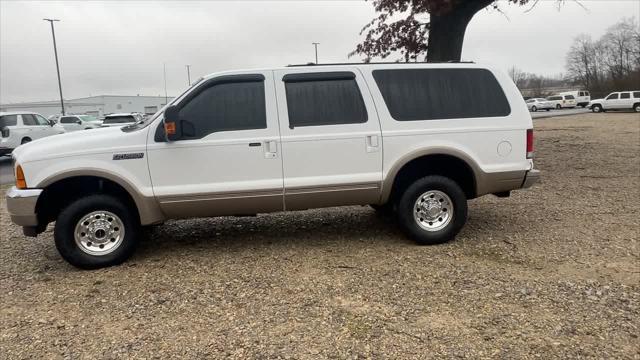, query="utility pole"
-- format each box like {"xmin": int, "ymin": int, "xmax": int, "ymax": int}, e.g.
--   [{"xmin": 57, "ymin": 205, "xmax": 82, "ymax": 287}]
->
[
  {"xmin": 312, "ymin": 42, "xmax": 320, "ymax": 64},
  {"xmin": 163, "ymin": 63, "xmax": 168, "ymax": 104},
  {"xmin": 185, "ymin": 65, "xmax": 192, "ymax": 86},
  {"xmin": 43, "ymin": 18, "xmax": 65, "ymax": 115}
]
